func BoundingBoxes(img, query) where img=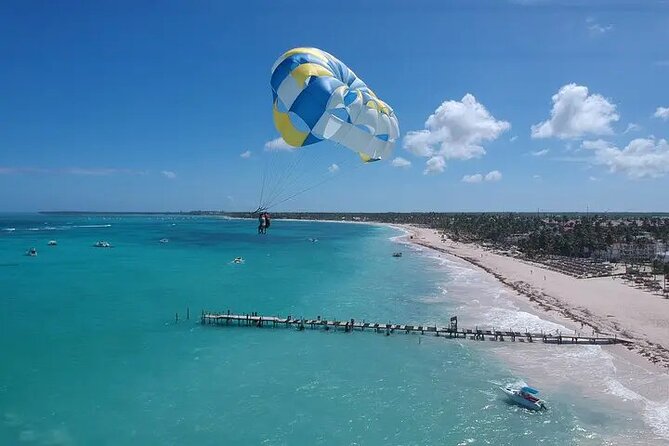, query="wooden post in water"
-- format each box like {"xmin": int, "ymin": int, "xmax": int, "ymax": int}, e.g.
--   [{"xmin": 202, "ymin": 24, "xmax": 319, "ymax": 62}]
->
[{"xmin": 175, "ymin": 312, "xmax": 179, "ymax": 323}]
